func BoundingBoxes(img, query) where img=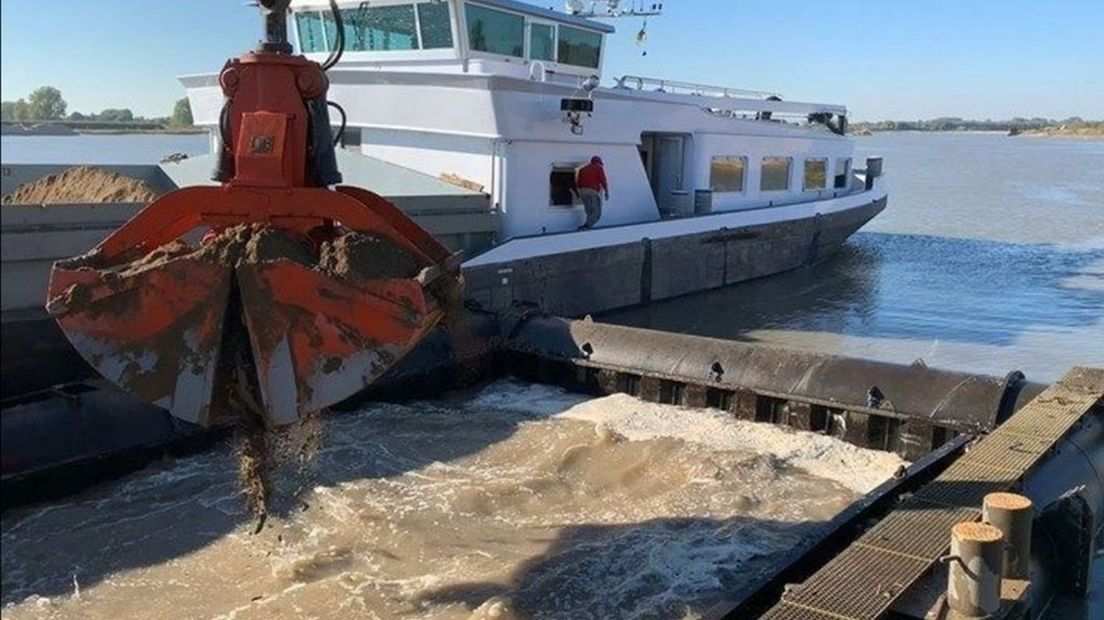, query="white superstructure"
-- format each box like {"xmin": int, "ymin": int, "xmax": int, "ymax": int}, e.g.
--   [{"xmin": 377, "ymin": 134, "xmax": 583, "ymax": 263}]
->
[{"xmin": 181, "ymin": 0, "xmax": 884, "ymax": 264}]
